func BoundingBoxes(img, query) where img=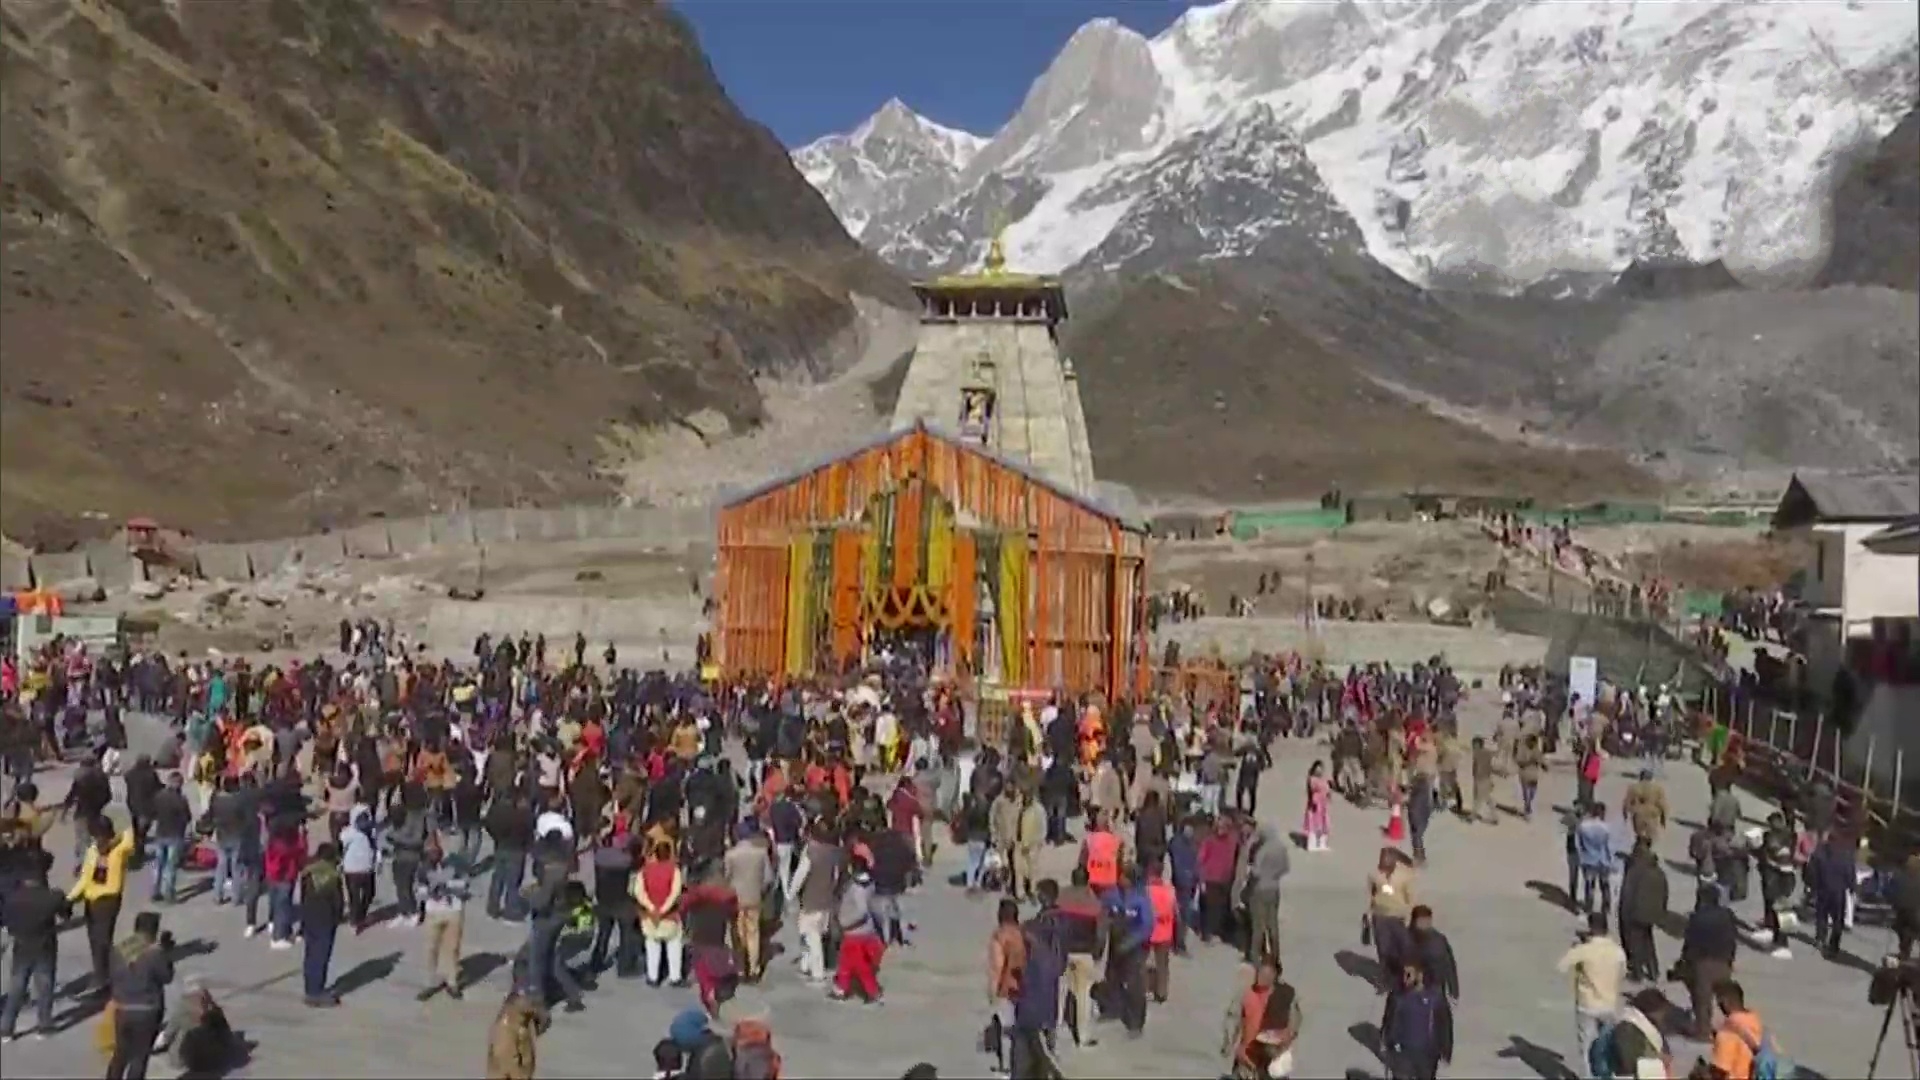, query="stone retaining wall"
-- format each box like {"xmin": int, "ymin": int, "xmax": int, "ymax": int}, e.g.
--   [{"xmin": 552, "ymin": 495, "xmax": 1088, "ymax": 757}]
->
[
  {"xmin": 14, "ymin": 505, "xmax": 717, "ymax": 589},
  {"xmin": 30, "ymin": 551, "xmax": 89, "ymax": 586},
  {"xmin": 0, "ymin": 553, "xmax": 31, "ymax": 591},
  {"xmin": 1489, "ymin": 585, "xmax": 1715, "ymax": 692}
]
